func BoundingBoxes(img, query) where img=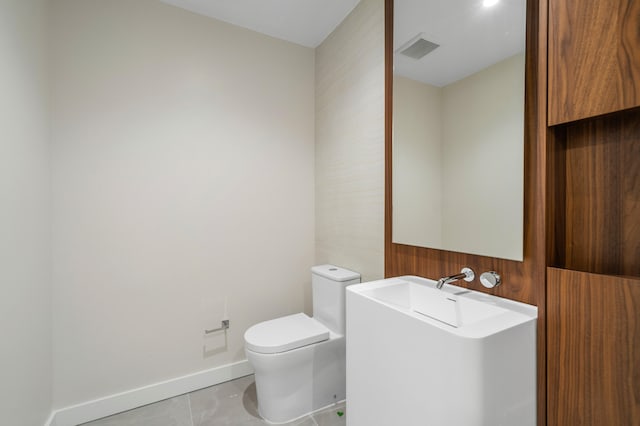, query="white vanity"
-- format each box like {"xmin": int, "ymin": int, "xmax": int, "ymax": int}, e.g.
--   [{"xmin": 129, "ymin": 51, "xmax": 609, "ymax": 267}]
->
[{"xmin": 345, "ymin": 276, "xmax": 537, "ymax": 426}]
